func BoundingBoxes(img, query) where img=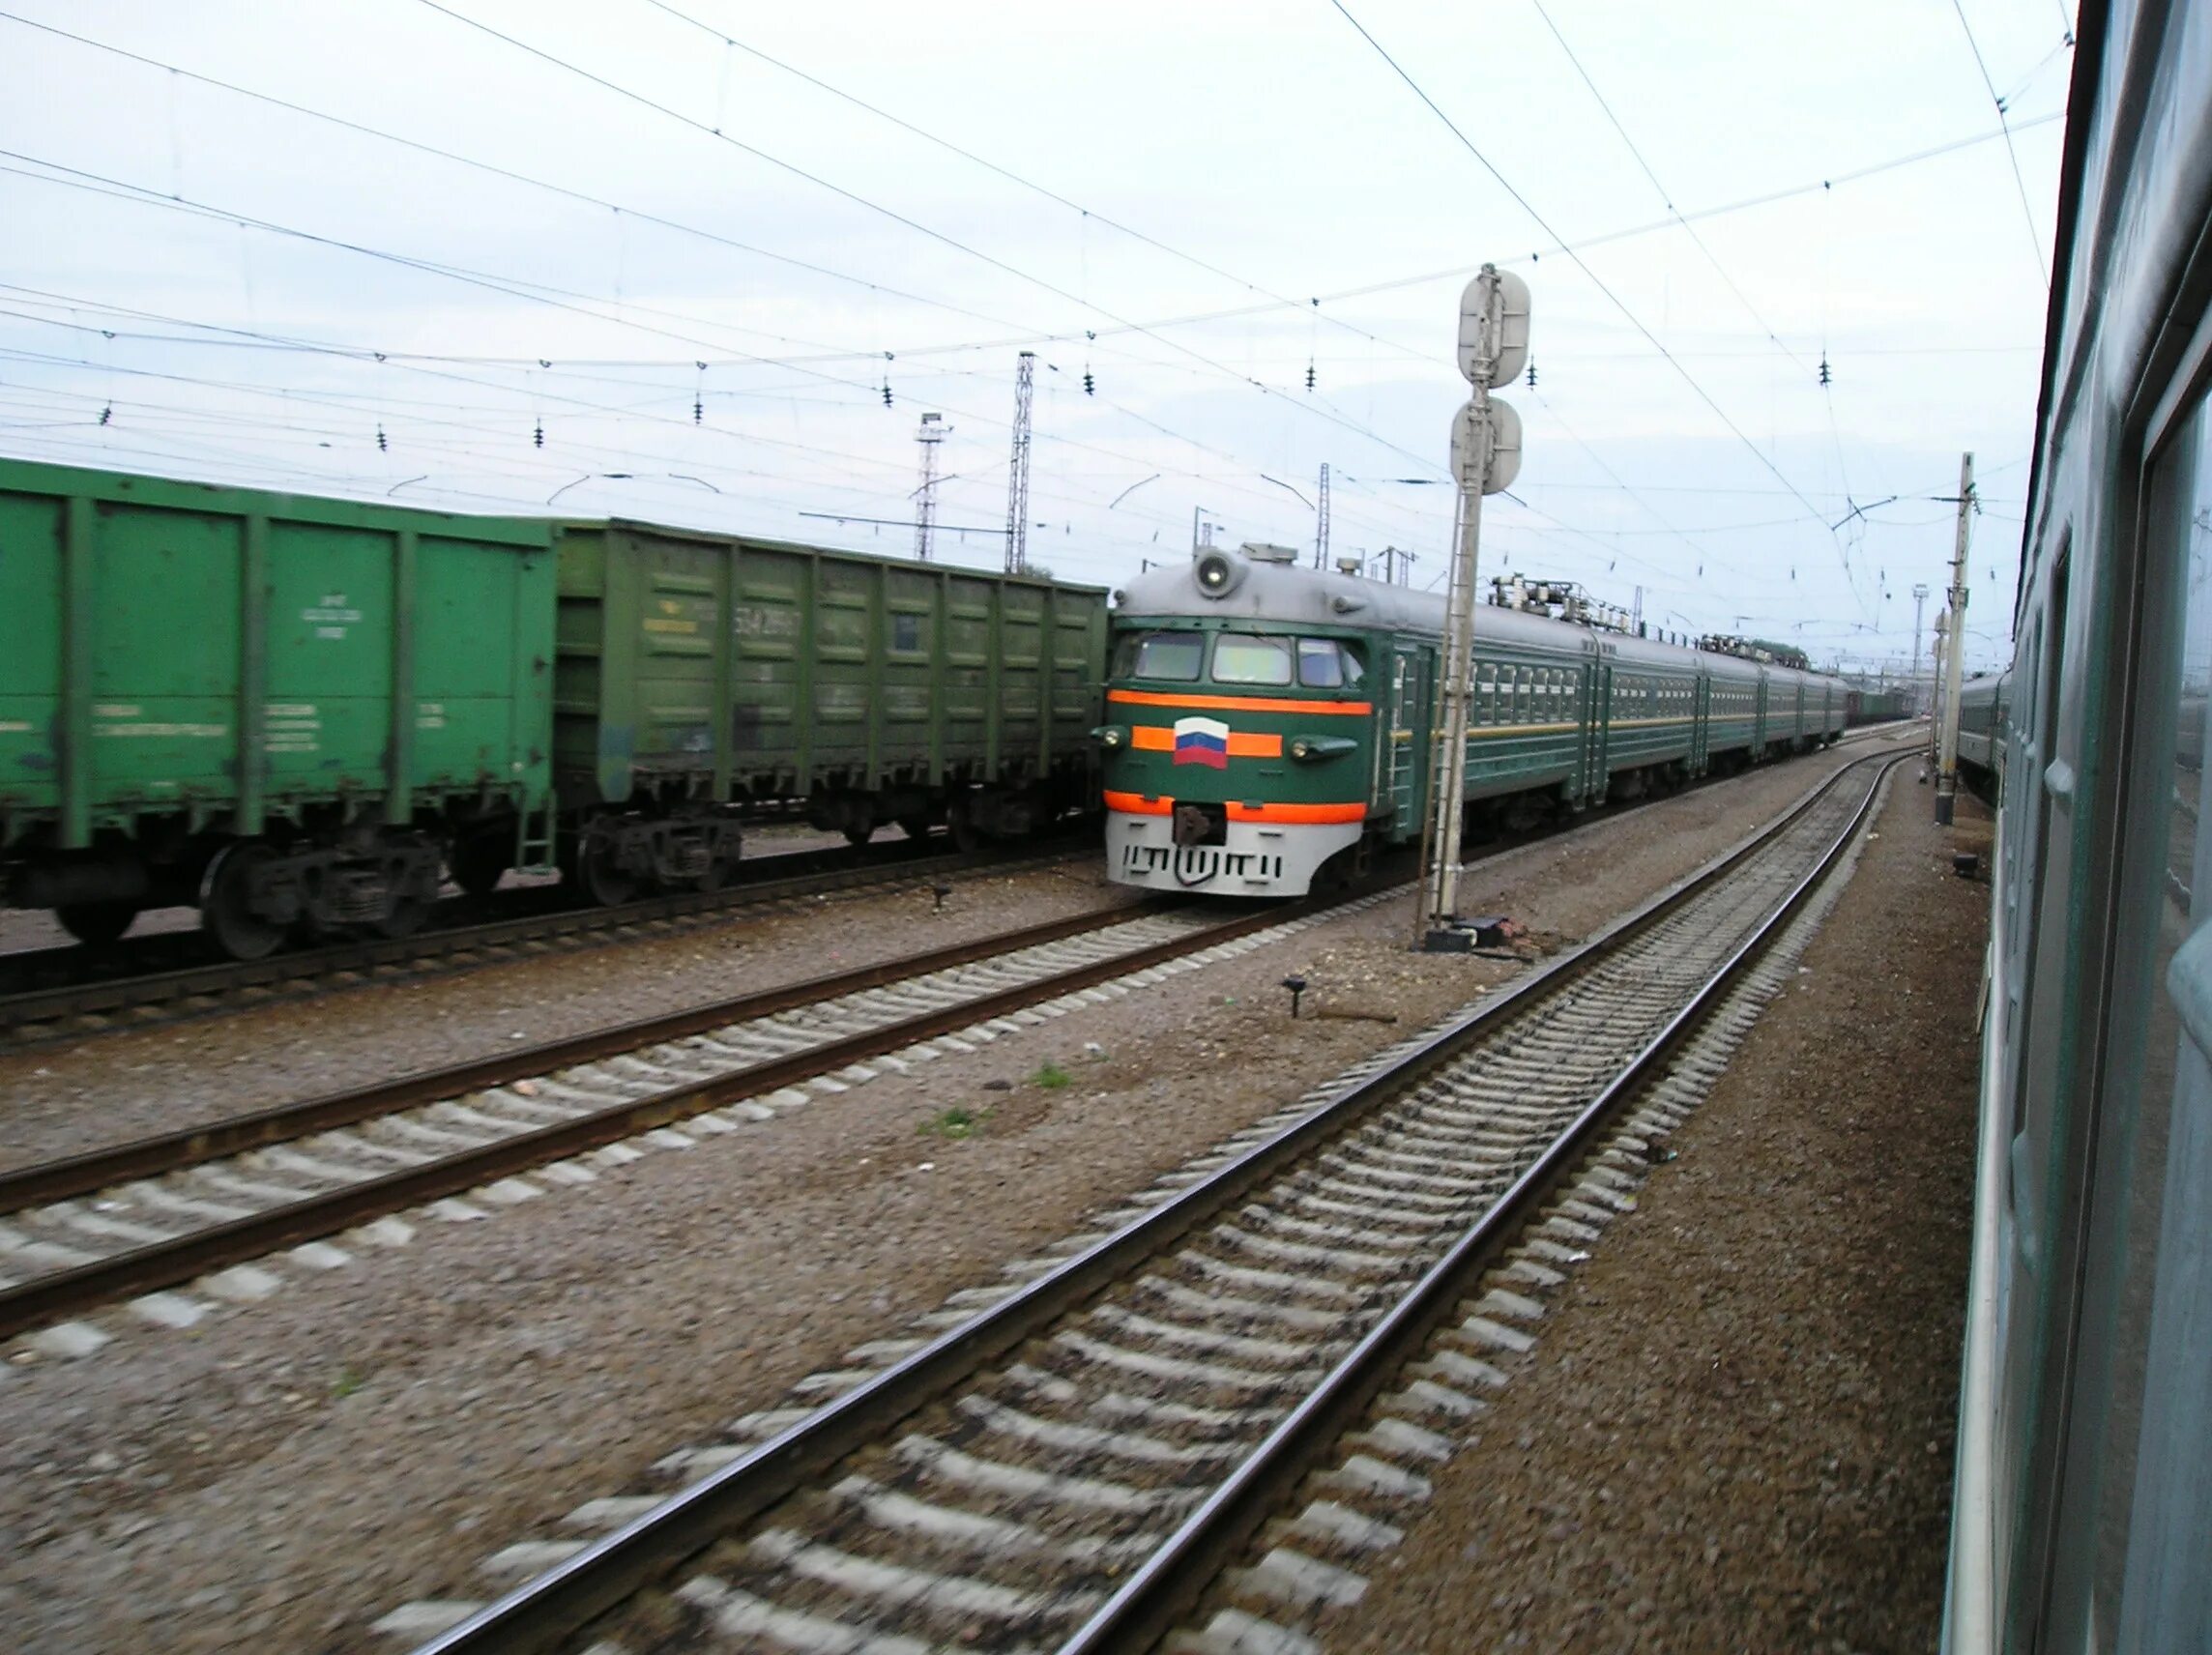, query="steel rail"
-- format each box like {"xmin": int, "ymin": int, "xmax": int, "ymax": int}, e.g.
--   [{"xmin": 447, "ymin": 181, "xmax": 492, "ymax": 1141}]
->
[
  {"xmin": 1057, "ymin": 751, "xmax": 1903, "ymax": 1654},
  {"xmin": 408, "ymin": 750, "xmax": 1898, "ymax": 1655},
  {"xmin": 0, "ymin": 897, "xmax": 1167, "ymax": 1217},
  {"xmin": 0, "ymin": 835, "xmax": 1084, "ymax": 1035},
  {"xmin": 1, "ymin": 737, "xmax": 1909, "ymax": 1039},
  {"xmin": 0, "ymin": 887, "xmax": 1353, "ymax": 1344}
]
